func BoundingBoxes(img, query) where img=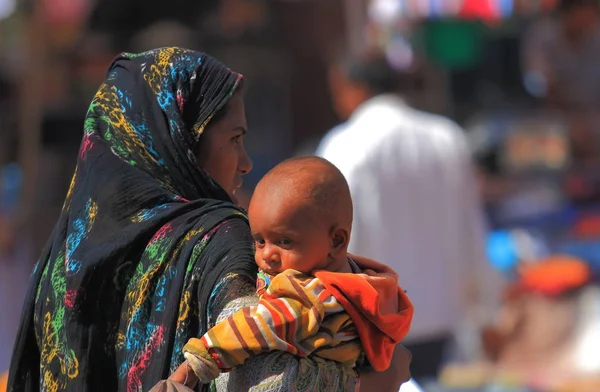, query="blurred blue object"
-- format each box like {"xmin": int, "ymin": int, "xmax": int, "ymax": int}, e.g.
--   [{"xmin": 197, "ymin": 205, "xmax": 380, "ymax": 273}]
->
[
  {"xmin": 0, "ymin": 162, "xmax": 22, "ymax": 214},
  {"xmin": 559, "ymin": 240, "xmax": 600, "ymax": 276},
  {"xmin": 486, "ymin": 230, "xmax": 518, "ymax": 274}
]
